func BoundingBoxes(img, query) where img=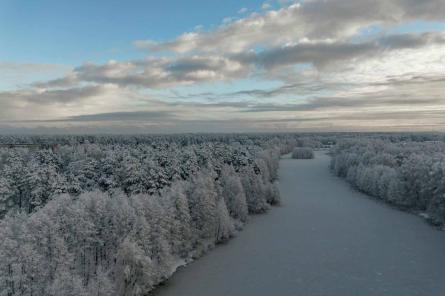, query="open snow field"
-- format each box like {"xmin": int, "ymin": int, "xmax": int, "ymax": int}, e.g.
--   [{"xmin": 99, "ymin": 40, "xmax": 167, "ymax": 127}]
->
[{"xmin": 155, "ymin": 151, "xmax": 445, "ymax": 296}]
